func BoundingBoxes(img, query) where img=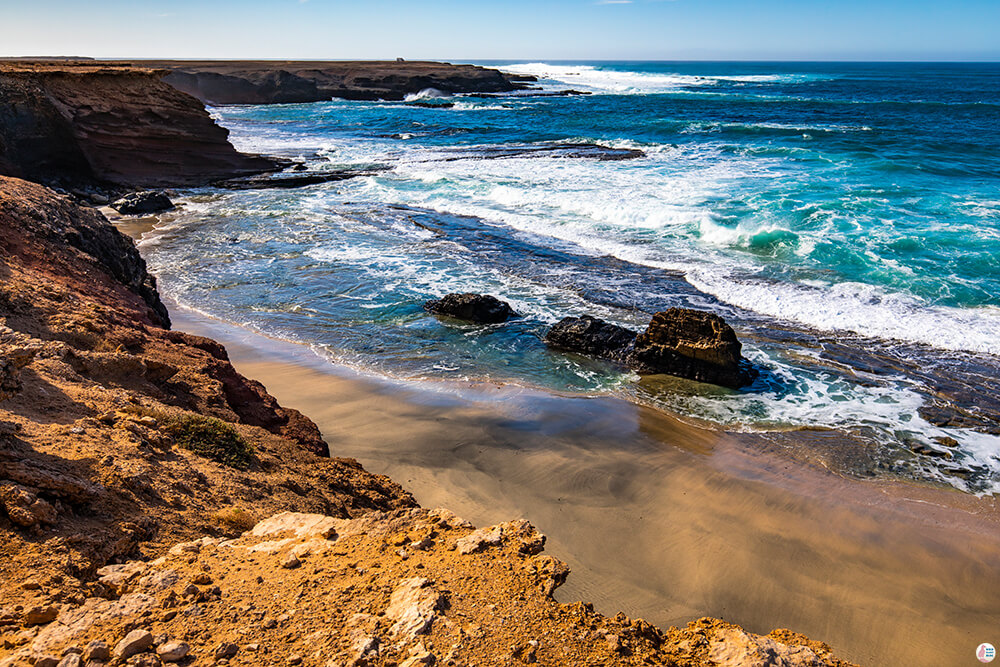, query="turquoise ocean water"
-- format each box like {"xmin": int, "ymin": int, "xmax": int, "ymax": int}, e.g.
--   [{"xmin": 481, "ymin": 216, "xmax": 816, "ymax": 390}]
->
[{"xmin": 137, "ymin": 62, "xmax": 1000, "ymax": 493}]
